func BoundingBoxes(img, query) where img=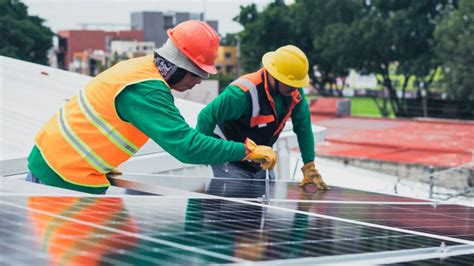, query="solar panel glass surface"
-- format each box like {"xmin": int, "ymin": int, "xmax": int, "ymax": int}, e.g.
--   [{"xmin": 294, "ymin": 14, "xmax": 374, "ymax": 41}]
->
[
  {"xmin": 270, "ymin": 202, "xmax": 474, "ymax": 241},
  {"xmin": 1, "ymin": 195, "xmax": 465, "ymax": 265}
]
